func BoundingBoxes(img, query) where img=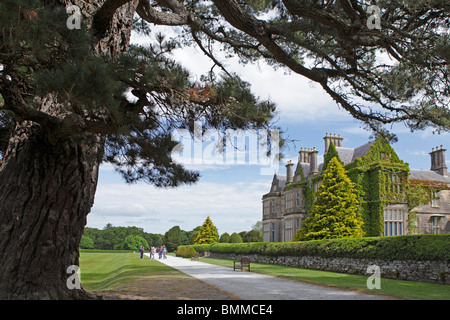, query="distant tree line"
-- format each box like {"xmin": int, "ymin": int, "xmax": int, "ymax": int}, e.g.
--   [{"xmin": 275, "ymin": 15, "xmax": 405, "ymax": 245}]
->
[
  {"xmin": 81, "ymin": 220, "xmax": 263, "ymax": 251},
  {"xmin": 81, "ymin": 224, "xmax": 165, "ymax": 250}
]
